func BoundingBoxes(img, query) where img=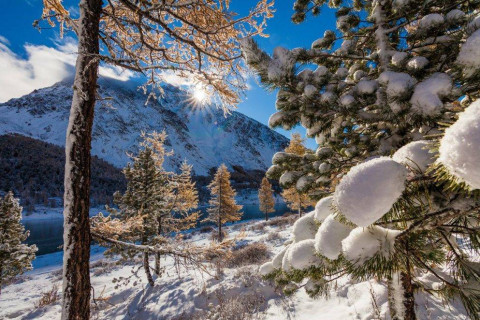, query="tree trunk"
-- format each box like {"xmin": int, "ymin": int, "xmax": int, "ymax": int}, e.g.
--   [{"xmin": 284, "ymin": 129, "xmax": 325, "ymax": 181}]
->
[
  {"xmin": 154, "ymin": 216, "xmax": 162, "ymax": 276},
  {"xmin": 401, "ymin": 271, "xmax": 416, "ymax": 320},
  {"xmin": 388, "ymin": 271, "xmax": 416, "ymax": 320},
  {"xmin": 61, "ymin": 1, "xmax": 102, "ymax": 319},
  {"xmin": 218, "ymin": 173, "xmax": 223, "ymax": 242},
  {"xmin": 143, "ymin": 251, "xmax": 155, "ymax": 287},
  {"xmin": 218, "ymin": 216, "xmax": 223, "ymax": 242},
  {"xmin": 265, "ymin": 212, "xmax": 268, "ymax": 221},
  {"xmin": 142, "ymin": 234, "xmax": 155, "ymax": 286}
]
